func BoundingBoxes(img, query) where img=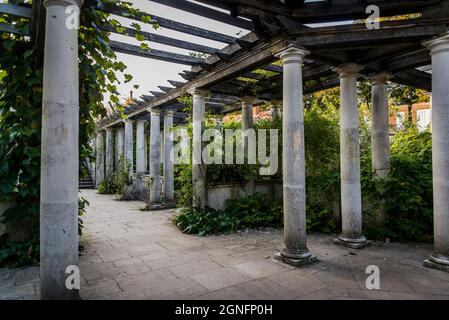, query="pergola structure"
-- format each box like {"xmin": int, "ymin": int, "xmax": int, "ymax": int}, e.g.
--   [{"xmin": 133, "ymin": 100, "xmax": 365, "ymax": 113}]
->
[{"xmin": 2, "ymin": 0, "xmax": 449, "ymax": 299}]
